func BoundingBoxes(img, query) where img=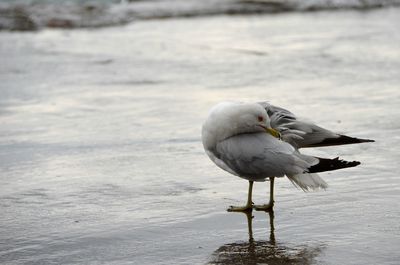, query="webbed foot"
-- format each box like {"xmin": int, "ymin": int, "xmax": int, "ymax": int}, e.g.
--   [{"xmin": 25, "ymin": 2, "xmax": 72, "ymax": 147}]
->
[
  {"xmin": 253, "ymin": 203, "xmax": 273, "ymax": 211},
  {"xmin": 227, "ymin": 204, "xmax": 253, "ymax": 212}
]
